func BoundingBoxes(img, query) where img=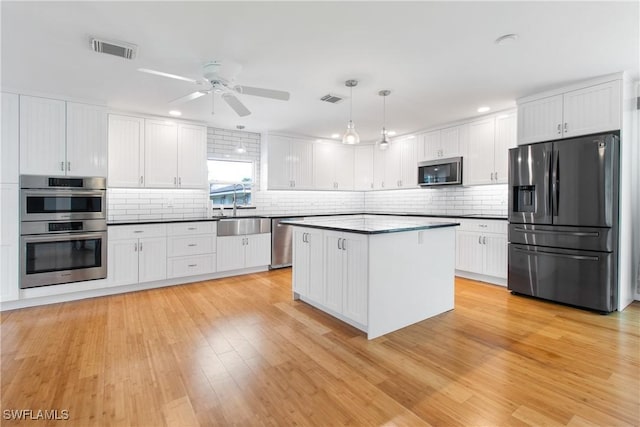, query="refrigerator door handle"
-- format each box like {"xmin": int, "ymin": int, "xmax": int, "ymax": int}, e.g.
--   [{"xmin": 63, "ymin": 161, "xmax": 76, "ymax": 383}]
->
[
  {"xmin": 552, "ymin": 150, "xmax": 560, "ymax": 217},
  {"xmin": 545, "ymin": 152, "xmax": 552, "ymax": 218},
  {"xmin": 513, "ymin": 227, "xmax": 600, "ymax": 237},
  {"xmin": 513, "ymin": 247, "xmax": 599, "ymax": 261}
]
